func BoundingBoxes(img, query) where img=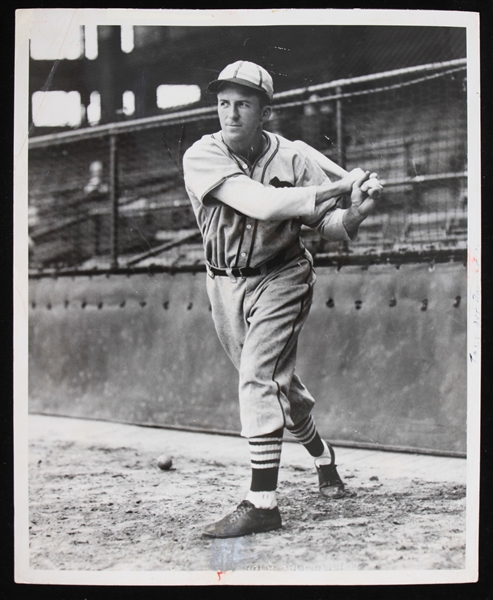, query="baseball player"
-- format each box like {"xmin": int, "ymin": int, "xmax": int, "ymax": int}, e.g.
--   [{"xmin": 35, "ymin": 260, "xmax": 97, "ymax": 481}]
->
[{"xmin": 182, "ymin": 61, "xmax": 382, "ymax": 538}]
